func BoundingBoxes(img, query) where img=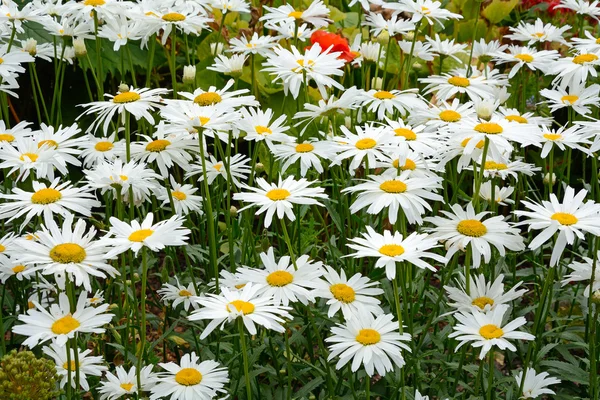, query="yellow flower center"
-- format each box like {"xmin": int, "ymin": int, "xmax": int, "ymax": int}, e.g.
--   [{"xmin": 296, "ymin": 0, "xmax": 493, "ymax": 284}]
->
[
  {"xmin": 295, "ymin": 143, "xmax": 314, "ymax": 153},
  {"xmin": 162, "ymin": 12, "xmax": 186, "ymax": 22},
  {"xmin": 543, "ymin": 133, "xmax": 562, "ymax": 141},
  {"xmin": 128, "ymin": 229, "xmax": 154, "ymax": 242},
  {"xmin": 28, "ymin": 301, "xmax": 35, "ymax": 309},
  {"xmin": 474, "ymin": 122, "xmax": 503, "ymax": 134},
  {"xmin": 235, "ymin": 283, "xmax": 246, "ymax": 289},
  {"xmin": 50, "ymin": 243, "xmax": 86, "ymax": 263},
  {"xmin": 596, "ymin": 38, "xmax": 600, "ymax": 44},
  {"xmin": 514, "ymin": 54, "xmax": 533, "ymax": 63},
  {"xmin": 456, "ymin": 220, "xmax": 487, "ymax": 237},
  {"xmin": 460, "ymin": 138, "xmax": 484, "ymax": 149},
  {"xmin": 31, "ymin": 188, "xmax": 62, "ymax": 204},
  {"xmin": 51, "ymin": 314, "xmax": 81, "ymax": 334},
  {"xmin": 213, "ymin": 163, "xmax": 223, "ymax": 171},
  {"xmin": 355, "ymin": 138, "xmax": 377, "ymax": 149},
  {"xmin": 12, "ymin": 265, "xmax": 25, "ymax": 273},
  {"xmin": 94, "ymin": 141, "xmax": 114, "ymax": 152},
  {"xmin": 392, "ymin": 158, "xmax": 416, "ymax": 170},
  {"xmin": 83, "ymin": 0, "xmax": 105, "ymax": 5},
  {"xmin": 19, "ymin": 153, "xmax": 38, "ymax": 162},
  {"xmin": 472, "ymin": 296, "xmax": 494, "ymax": 310},
  {"xmin": 174, "ymin": 368, "xmax": 202, "ymax": 386},
  {"xmin": 172, "ymin": 190, "xmax": 187, "ymax": 201},
  {"xmin": 534, "ymin": 32, "xmax": 545, "ymax": 38},
  {"xmin": 373, "ymin": 90, "xmax": 395, "ymax": 100},
  {"xmin": 551, "ymin": 212, "xmax": 578, "ymax": 226},
  {"xmin": 0, "ymin": 133, "xmax": 15, "ymax": 142},
  {"xmin": 329, "ymin": 283, "xmax": 356, "ymax": 303},
  {"xmin": 194, "ymin": 92, "xmax": 222, "ymax": 106},
  {"xmin": 226, "ymin": 299, "xmax": 255, "ymax": 314},
  {"xmin": 355, "ymin": 328, "xmax": 381, "ymax": 345},
  {"xmin": 479, "ymin": 324, "xmax": 504, "ymax": 339},
  {"xmin": 62, "ymin": 361, "xmax": 78, "ymax": 371},
  {"xmin": 255, "ymin": 125, "xmax": 272, "ymax": 135},
  {"xmin": 38, "ymin": 139, "xmax": 58, "ymax": 149},
  {"xmin": 394, "ymin": 128, "xmax": 417, "ymax": 140},
  {"xmin": 505, "ymin": 115, "xmax": 528, "ymax": 124},
  {"xmin": 379, "ymin": 180, "xmax": 407, "ymax": 193},
  {"xmin": 178, "ymin": 289, "xmax": 193, "ymax": 297},
  {"xmin": 146, "ymin": 139, "xmax": 170, "ymax": 152},
  {"xmin": 120, "ymin": 383, "xmax": 134, "ymax": 391},
  {"xmin": 573, "ymin": 53, "xmax": 598, "ymax": 64},
  {"xmin": 266, "ymin": 270, "xmax": 294, "ymax": 287},
  {"xmin": 198, "ymin": 116, "xmax": 210, "ymax": 126},
  {"xmin": 266, "ymin": 188, "xmax": 291, "ymax": 201},
  {"xmin": 296, "ymin": 59, "xmax": 315, "ymax": 68},
  {"xmin": 288, "ymin": 10, "xmax": 303, "ymax": 19},
  {"xmin": 0, "ymin": 244, "xmax": 5, "ymax": 252},
  {"xmin": 421, "ymin": 6, "xmax": 431, "ymax": 13},
  {"xmin": 448, "ymin": 76, "xmax": 470, "ymax": 87},
  {"xmin": 112, "ymin": 92, "xmax": 141, "ymax": 103},
  {"xmin": 484, "ymin": 161, "xmax": 508, "ymax": 170},
  {"xmin": 0, "ymin": 58, "xmax": 3, "ymax": 64},
  {"xmin": 379, "ymin": 244, "xmax": 405, "ymax": 257},
  {"xmin": 439, "ymin": 110, "xmax": 461, "ymax": 122},
  {"xmin": 561, "ymin": 95, "xmax": 579, "ymax": 104}
]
